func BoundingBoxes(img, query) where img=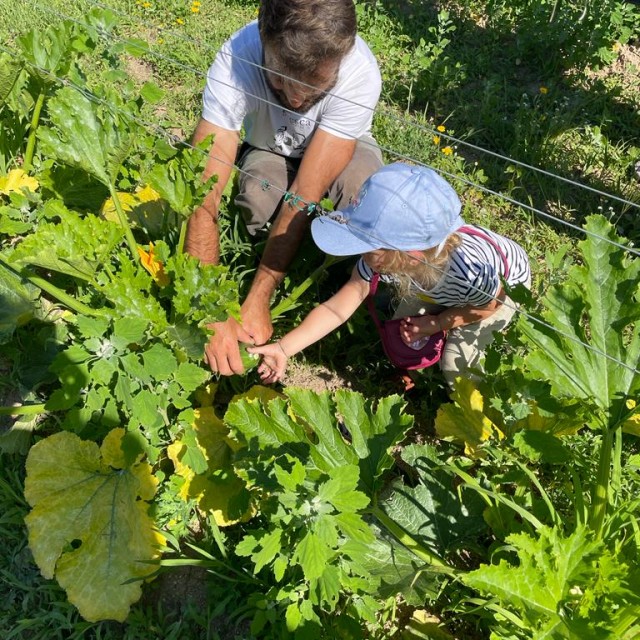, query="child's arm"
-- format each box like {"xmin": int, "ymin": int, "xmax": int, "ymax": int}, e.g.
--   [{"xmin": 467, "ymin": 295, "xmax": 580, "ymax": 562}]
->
[
  {"xmin": 248, "ymin": 267, "xmax": 369, "ymax": 383},
  {"xmin": 400, "ymin": 288, "xmax": 506, "ymax": 344}
]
